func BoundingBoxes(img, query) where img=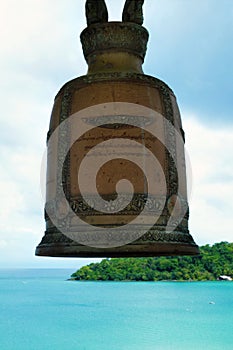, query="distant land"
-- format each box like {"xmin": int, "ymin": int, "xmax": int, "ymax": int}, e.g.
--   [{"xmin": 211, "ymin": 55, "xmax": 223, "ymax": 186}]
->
[{"xmin": 71, "ymin": 242, "xmax": 233, "ymax": 281}]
